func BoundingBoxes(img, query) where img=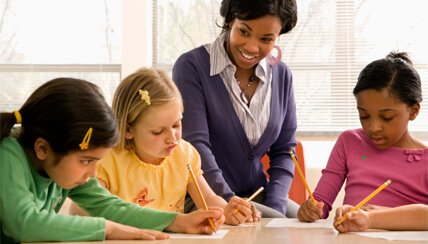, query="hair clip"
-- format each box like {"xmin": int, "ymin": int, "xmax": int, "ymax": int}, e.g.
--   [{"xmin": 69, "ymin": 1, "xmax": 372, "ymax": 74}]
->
[
  {"xmin": 13, "ymin": 110, "xmax": 22, "ymax": 124},
  {"xmin": 79, "ymin": 127, "xmax": 93, "ymax": 150},
  {"xmin": 139, "ymin": 89, "xmax": 151, "ymax": 105}
]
